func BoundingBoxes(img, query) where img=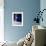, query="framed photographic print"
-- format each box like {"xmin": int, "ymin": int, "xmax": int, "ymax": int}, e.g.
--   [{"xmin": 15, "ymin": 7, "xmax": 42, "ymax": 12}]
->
[{"xmin": 12, "ymin": 12, "xmax": 23, "ymax": 26}]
